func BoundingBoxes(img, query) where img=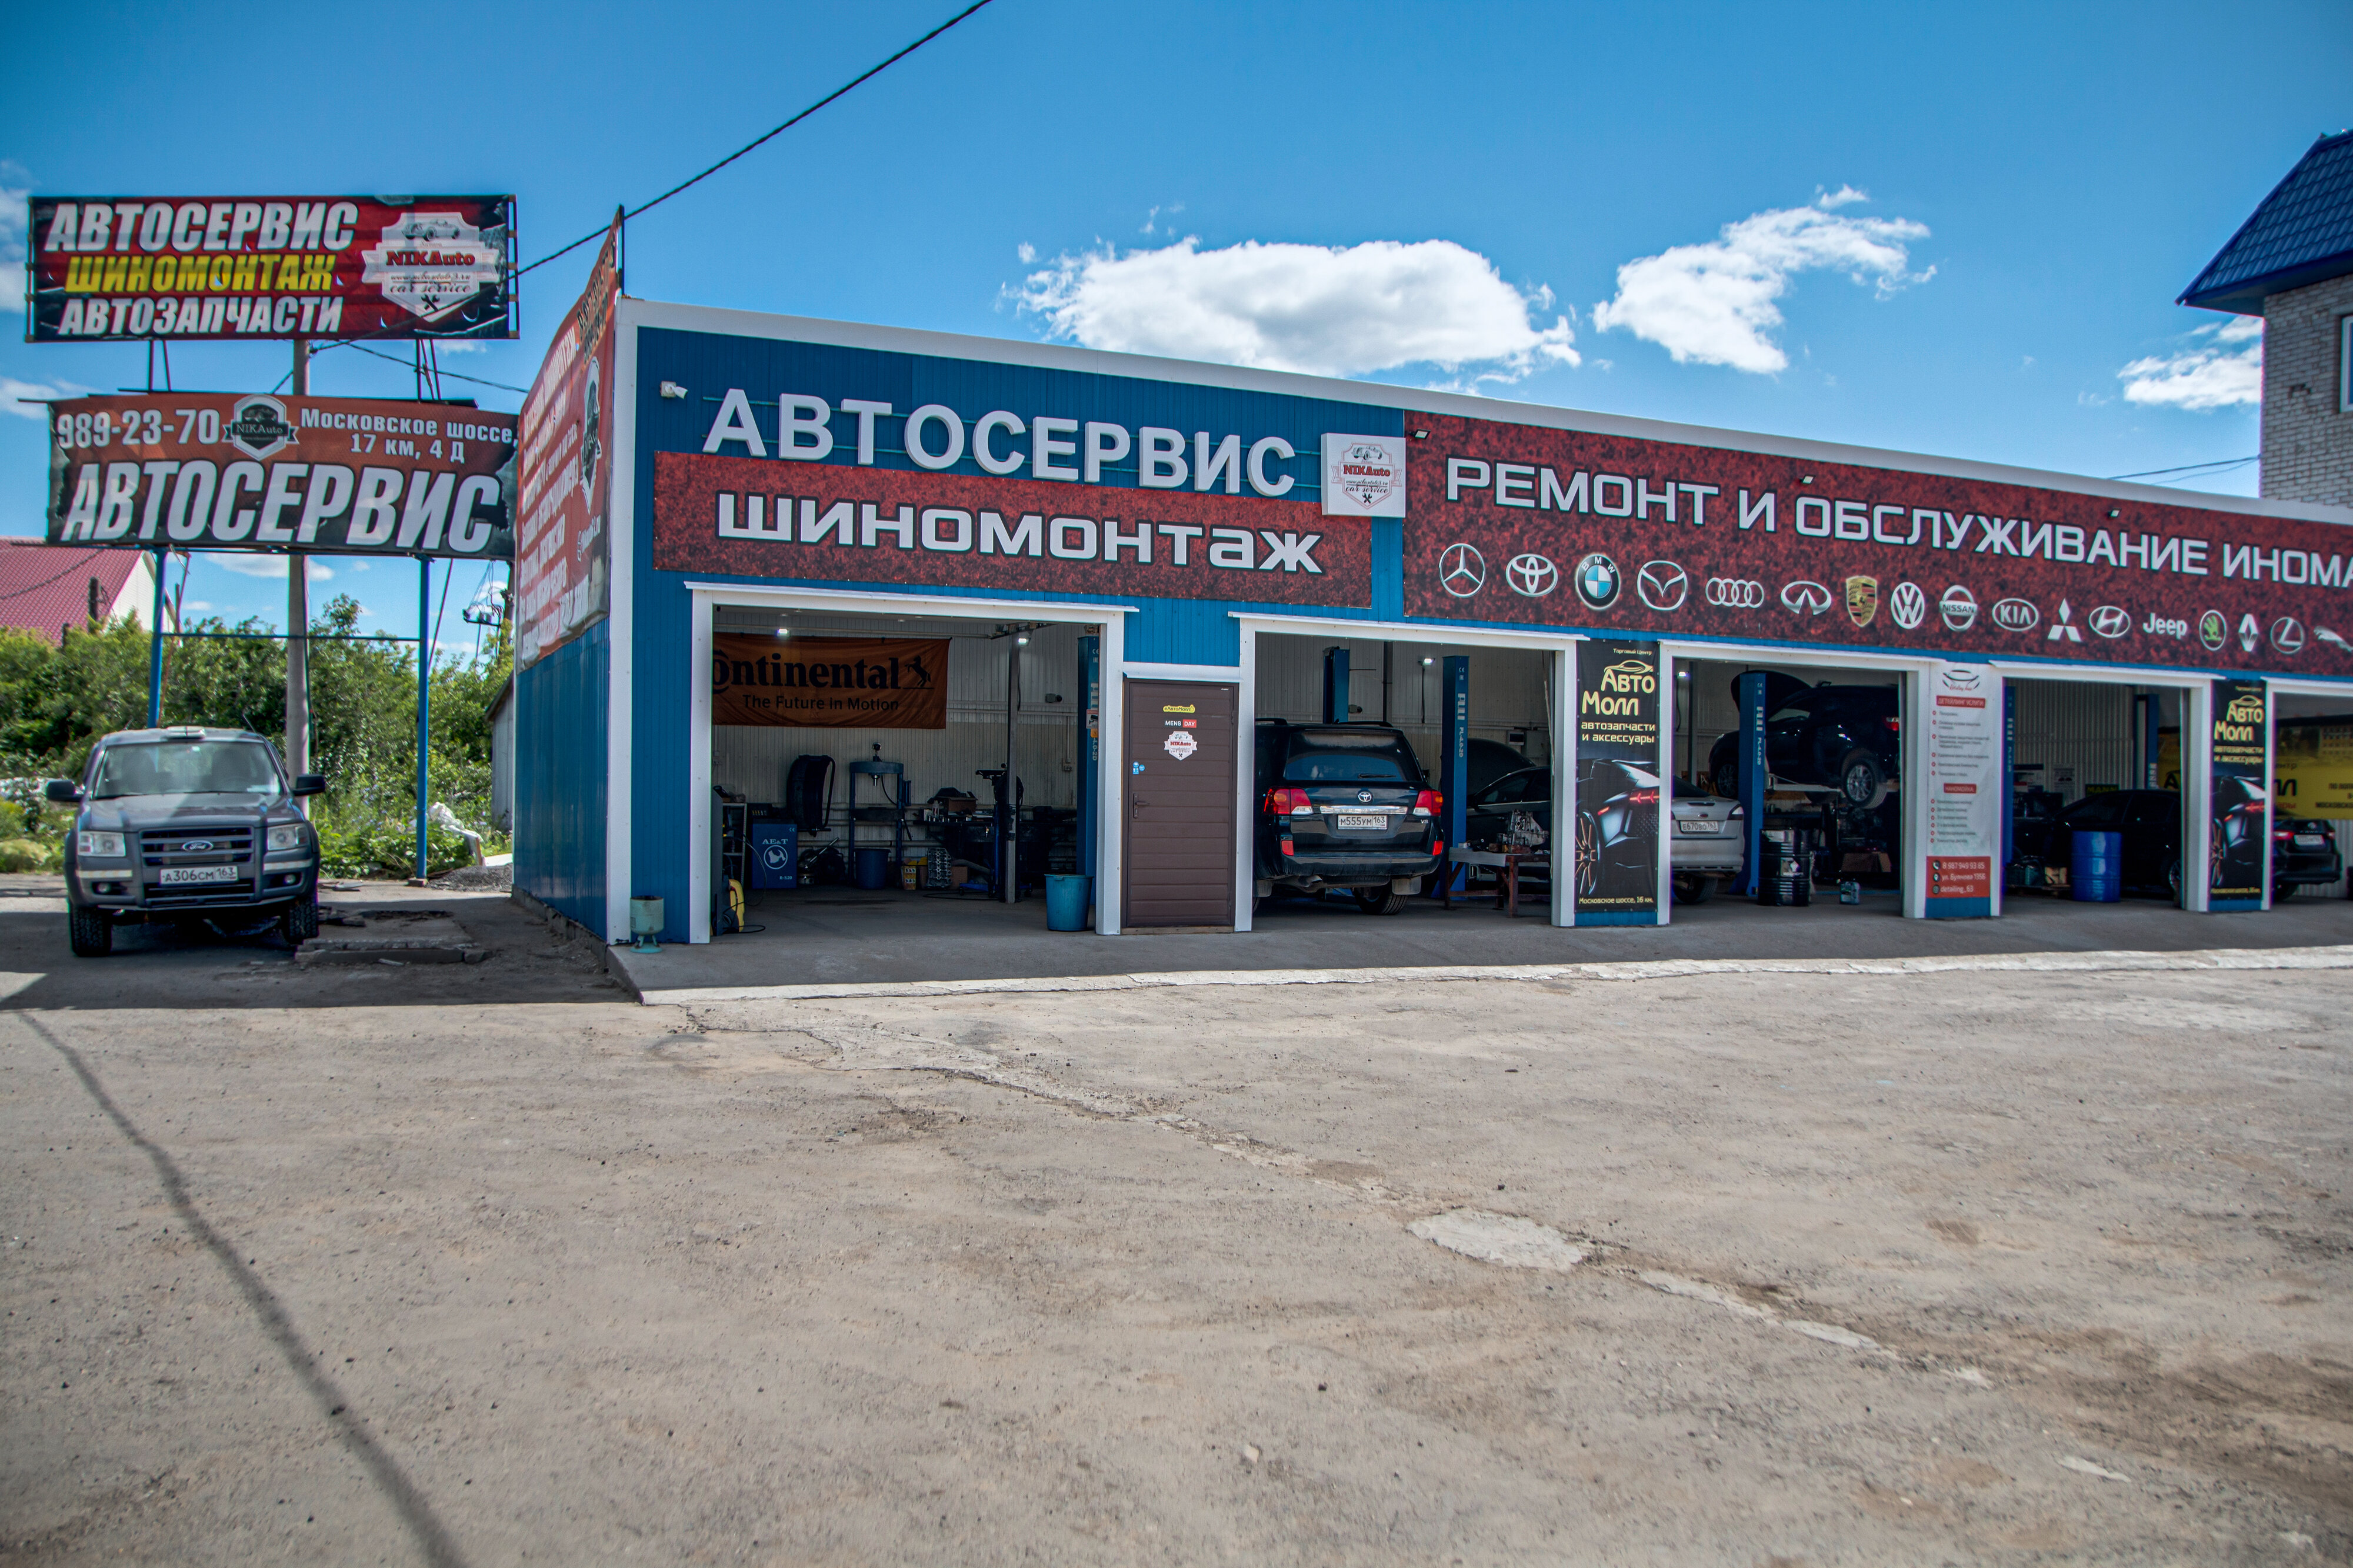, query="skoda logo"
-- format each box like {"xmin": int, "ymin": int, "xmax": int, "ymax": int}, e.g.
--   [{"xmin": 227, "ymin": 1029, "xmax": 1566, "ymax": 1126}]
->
[
  {"xmin": 1357, "ymin": 789, "xmax": 1374, "ymax": 803},
  {"xmin": 1992, "ymin": 598, "xmax": 2039, "ymax": 632},
  {"xmin": 2089, "ymin": 605, "xmax": 2131, "ymax": 639},
  {"xmin": 1939, "ymin": 585, "xmax": 1978, "ymax": 632},
  {"xmin": 1508, "ymin": 552, "xmax": 1561, "ymax": 598},
  {"xmin": 1572, "ymin": 553, "xmax": 1619, "ymax": 609},
  {"xmin": 1889, "ymin": 581, "xmax": 1927, "ymax": 631},
  {"xmin": 1779, "ymin": 580, "xmax": 1832, "ymax": 616},
  {"xmin": 1438, "ymin": 542, "xmax": 1485, "ymax": 598},
  {"xmin": 179, "ymin": 839, "xmax": 214, "ymax": 852},
  {"xmin": 1706, "ymin": 578, "xmax": 1765, "ymax": 608},
  {"xmin": 2198, "ymin": 610, "xmax": 2228, "ymax": 650},
  {"xmin": 1636, "ymin": 560, "xmax": 1688, "ymax": 612},
  {"xmin": 2272, "ymin": 616, "xmax": 2306, "ymax": 655}
]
